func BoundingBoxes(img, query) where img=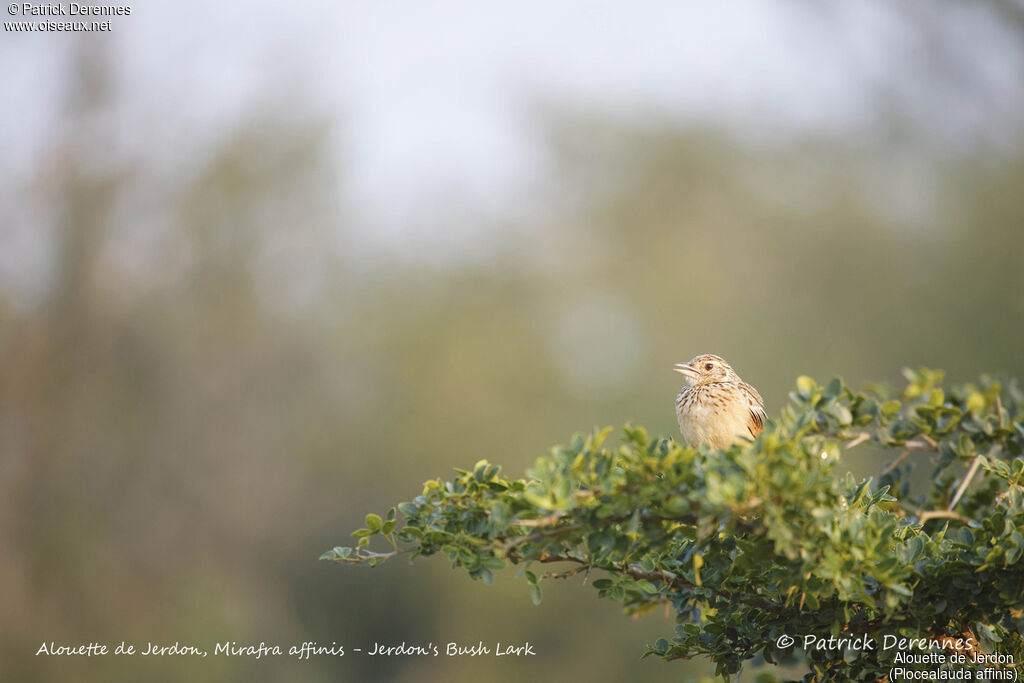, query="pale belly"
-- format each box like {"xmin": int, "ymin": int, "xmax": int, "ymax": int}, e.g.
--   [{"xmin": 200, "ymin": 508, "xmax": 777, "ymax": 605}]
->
[{"xmin": 676, "ymin": 389, "xmax": 752, "ymax": 450}]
